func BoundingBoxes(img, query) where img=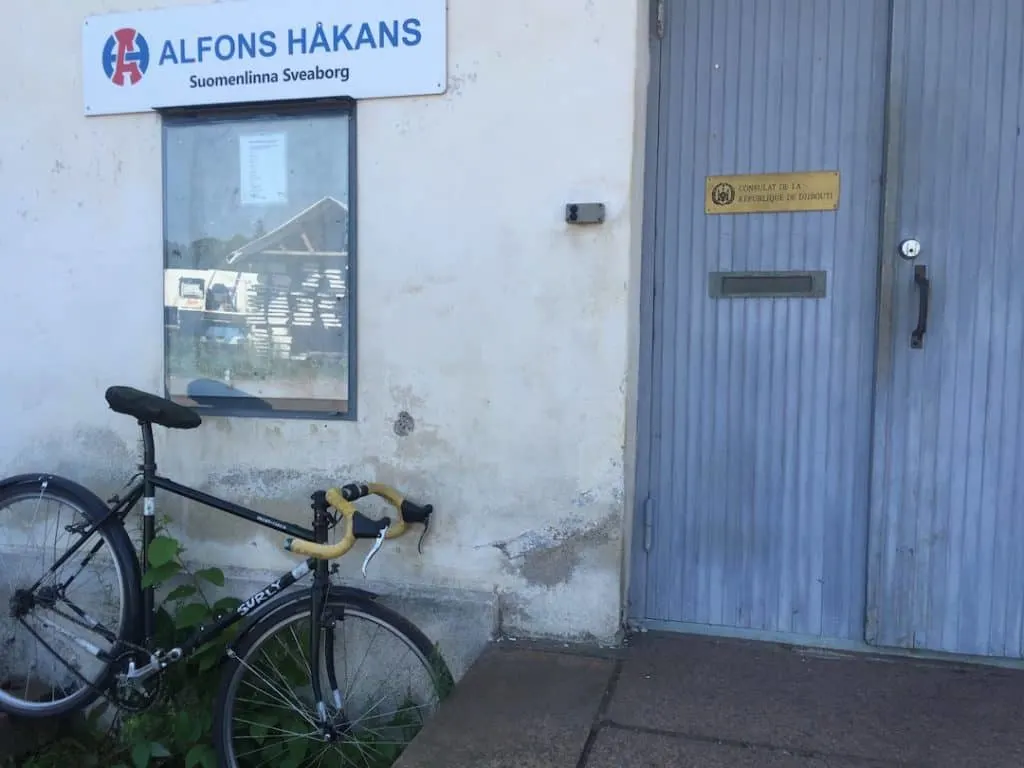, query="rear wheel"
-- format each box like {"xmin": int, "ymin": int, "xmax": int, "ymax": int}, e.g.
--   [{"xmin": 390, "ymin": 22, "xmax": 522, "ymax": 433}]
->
[
  {"xmin": 213, "ymin": 592, "xmax": 453, "ymax": 767},
  {"xmin": 0, "ymin": 480, "xmax": 139, "ymax": 718}
]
